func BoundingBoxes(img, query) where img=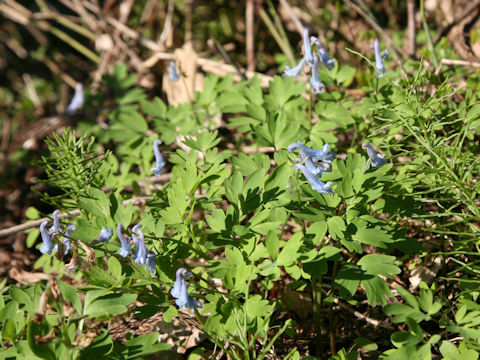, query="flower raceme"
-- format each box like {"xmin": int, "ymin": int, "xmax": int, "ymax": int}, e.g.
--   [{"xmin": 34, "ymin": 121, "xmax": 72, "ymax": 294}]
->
[
  {"xmin": 362, "ymin": 142, "xmax": 387, "ymax": 167},
  {"xmin": 288, "ymin": 140, "xmax": 335, "ymax": 195},
  {"xmin": 282, "ymin": 28, "xmax": 335, "ymax": 94},
  {"xmin": 151, "ymin": 140, "xmax": 166, "ymax": 178}
]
